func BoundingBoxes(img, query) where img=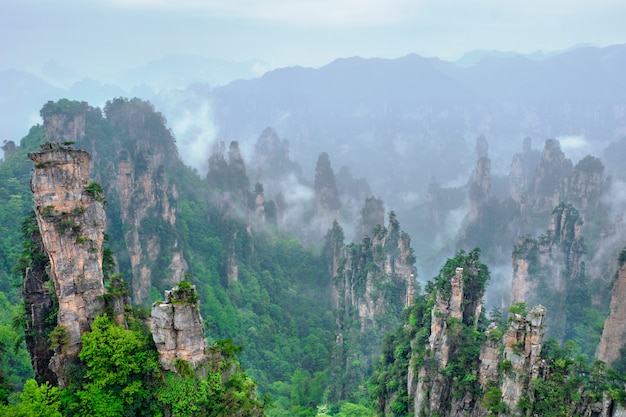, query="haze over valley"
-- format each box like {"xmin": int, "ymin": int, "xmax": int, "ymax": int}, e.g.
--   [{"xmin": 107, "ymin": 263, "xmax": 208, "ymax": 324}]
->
[{"xmin": 3, "ymin": 1, "xmax": 626, "ymax": 416}]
